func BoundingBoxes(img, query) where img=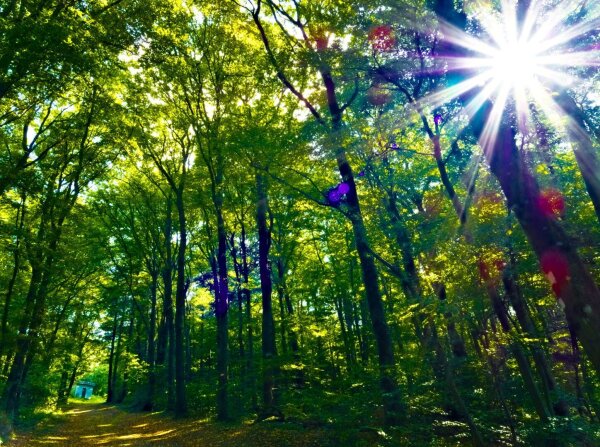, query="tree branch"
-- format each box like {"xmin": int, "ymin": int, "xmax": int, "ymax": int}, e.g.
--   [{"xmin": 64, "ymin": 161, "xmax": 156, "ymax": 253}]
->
[{"xmin": 251, "ymin": 1, "xmax": 327, "ymax": 127}]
